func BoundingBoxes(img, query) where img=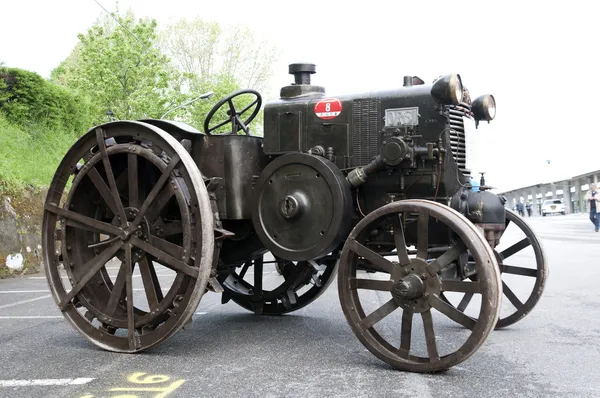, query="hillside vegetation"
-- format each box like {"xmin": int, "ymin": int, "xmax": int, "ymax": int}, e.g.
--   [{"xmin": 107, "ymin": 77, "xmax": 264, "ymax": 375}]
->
[{"xmin": 0, "ymin": 7, "xmax": 279, "ymax": 197}]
